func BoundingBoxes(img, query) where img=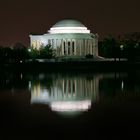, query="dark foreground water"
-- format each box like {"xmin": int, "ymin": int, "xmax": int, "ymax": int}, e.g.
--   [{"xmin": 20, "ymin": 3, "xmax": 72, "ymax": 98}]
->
[{"xmin": 0, "ymin": 71, "xmax": 140, "ymax": 139}]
